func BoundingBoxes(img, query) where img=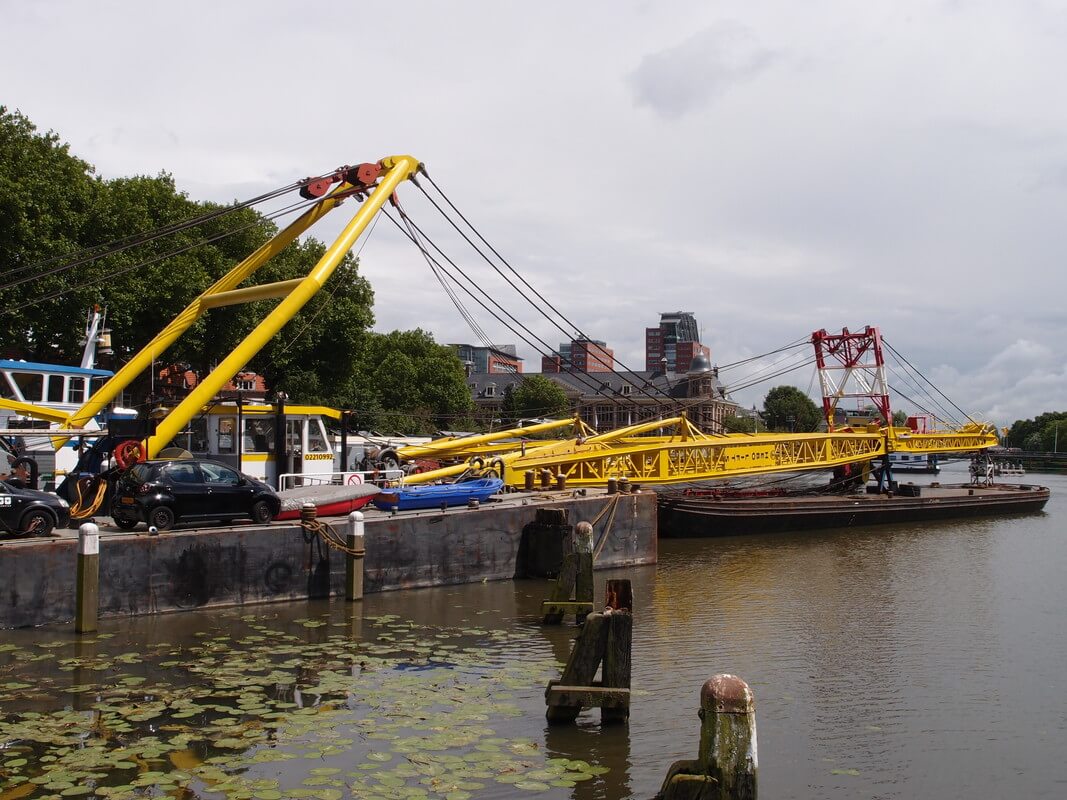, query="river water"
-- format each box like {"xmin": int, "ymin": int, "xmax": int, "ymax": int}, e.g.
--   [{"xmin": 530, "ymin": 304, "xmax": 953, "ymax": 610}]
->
[{"xmin": 1, "ymin": 463, "xmax": 1063, "ymax": 799}]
